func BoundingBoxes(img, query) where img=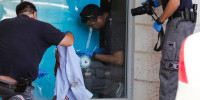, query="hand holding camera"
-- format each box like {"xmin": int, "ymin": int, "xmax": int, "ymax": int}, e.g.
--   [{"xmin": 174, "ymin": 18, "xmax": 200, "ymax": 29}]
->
[{"xmin": 142, "ymin": 0, "xmax": 159, "ymax": 8}]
